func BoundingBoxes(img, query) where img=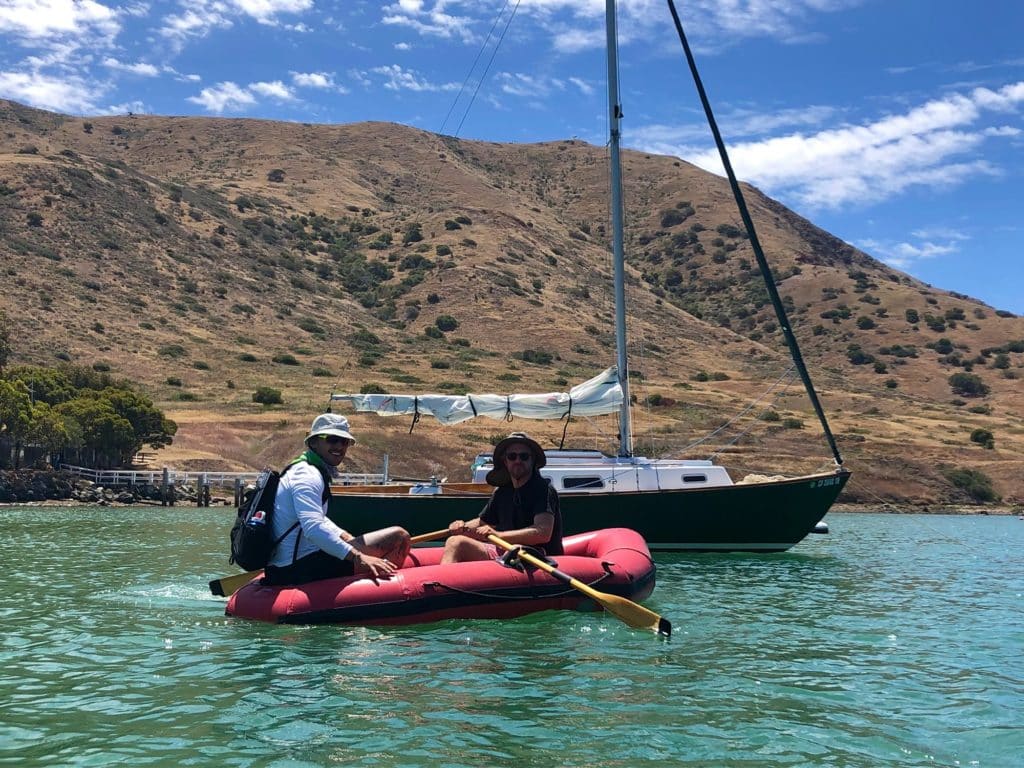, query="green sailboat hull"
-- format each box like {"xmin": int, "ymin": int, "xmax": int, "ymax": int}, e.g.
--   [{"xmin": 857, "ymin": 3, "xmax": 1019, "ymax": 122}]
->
[{"xmin": 329, "ymin": 469, "xmax": 850, "ymax": 552}]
